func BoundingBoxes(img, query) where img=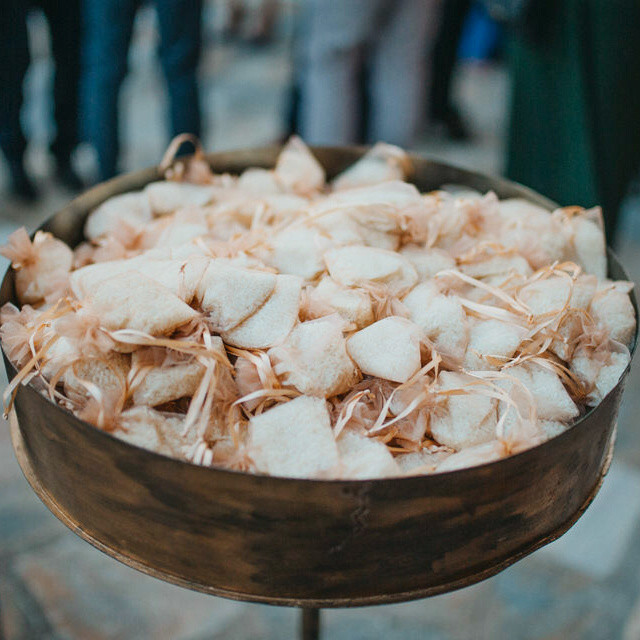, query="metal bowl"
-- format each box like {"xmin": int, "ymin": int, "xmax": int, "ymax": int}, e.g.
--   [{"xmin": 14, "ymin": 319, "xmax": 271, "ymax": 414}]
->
[{"xmin": 2, "ymin": 147, "xmax": 637, "ymax": 608}]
